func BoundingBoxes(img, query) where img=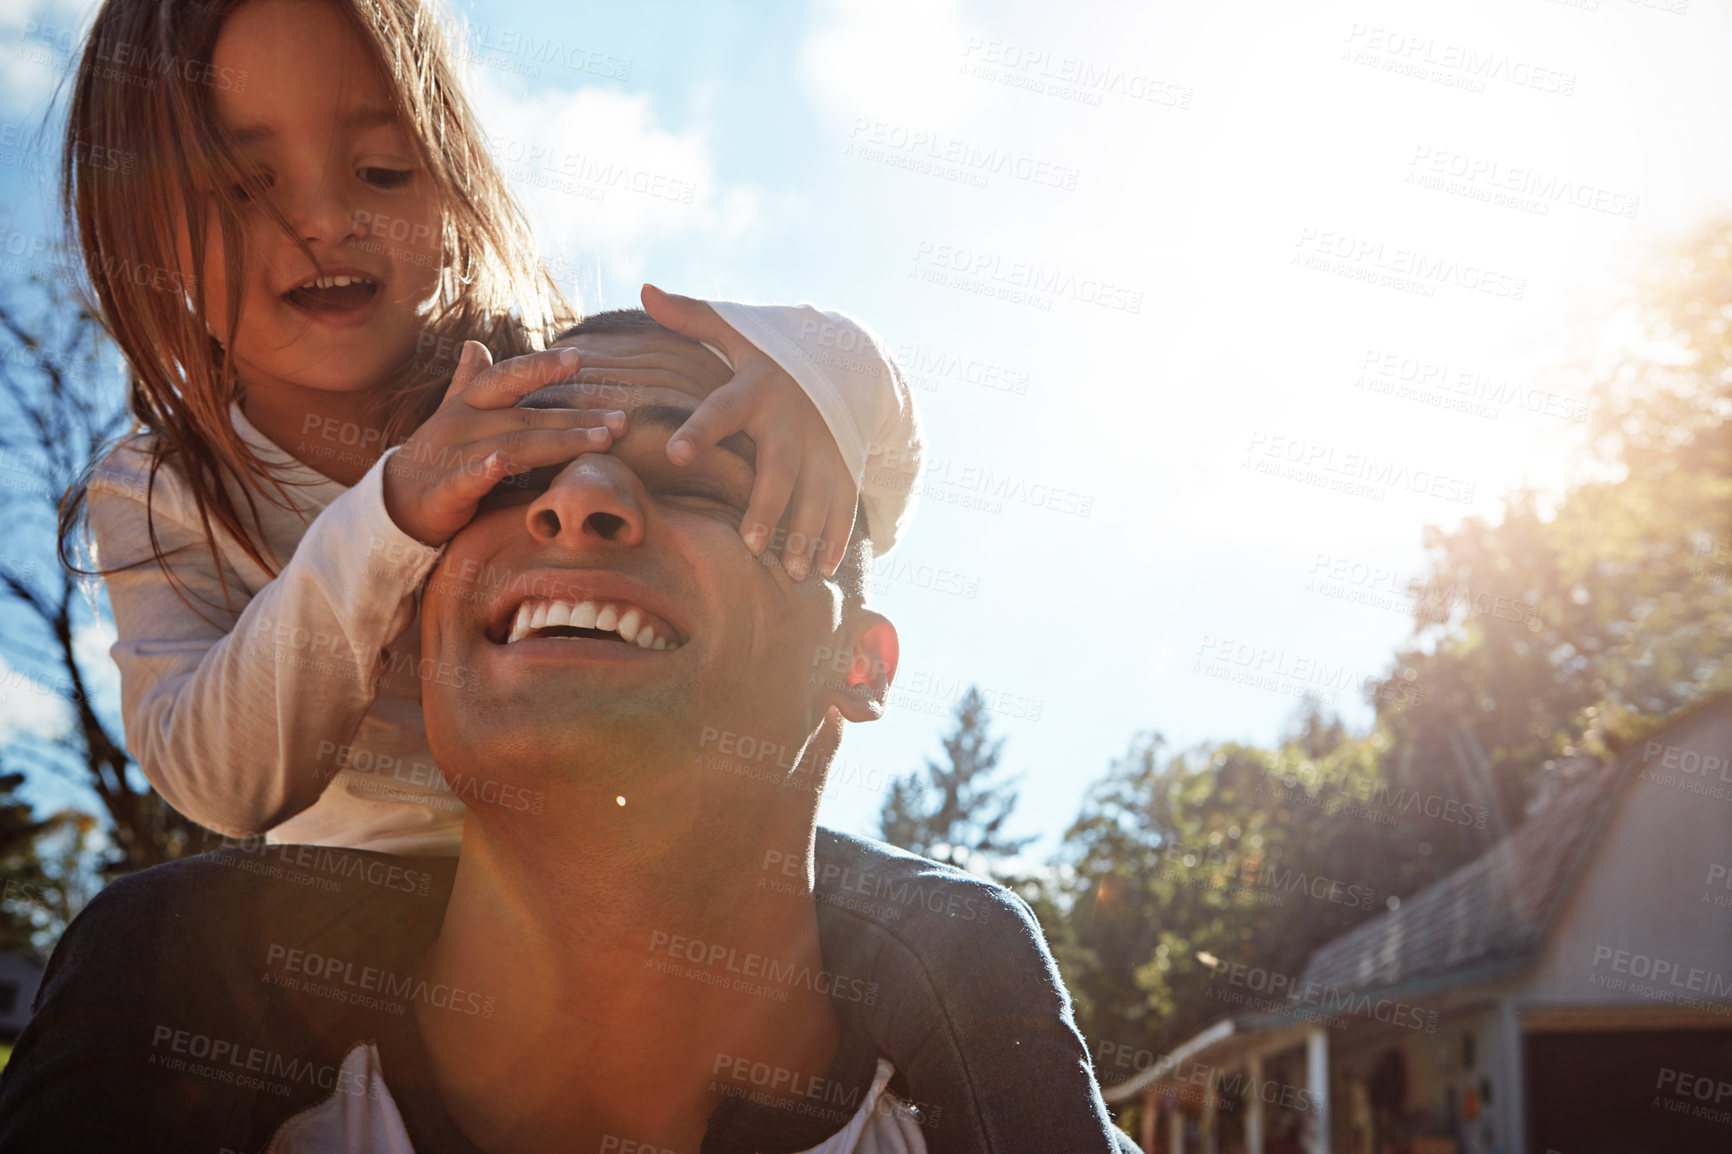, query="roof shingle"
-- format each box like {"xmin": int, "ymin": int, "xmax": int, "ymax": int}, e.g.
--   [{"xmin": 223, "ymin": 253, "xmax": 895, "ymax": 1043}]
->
[{"xmin": 1297, "ymin": 753, "xmax": 1628, "ymax": 994}]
